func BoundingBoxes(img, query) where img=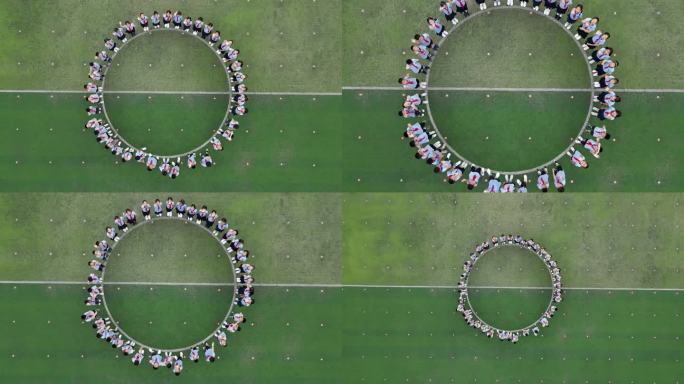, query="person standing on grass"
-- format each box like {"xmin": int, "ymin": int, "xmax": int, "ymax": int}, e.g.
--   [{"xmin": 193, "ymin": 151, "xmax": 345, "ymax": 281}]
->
[
  {"xmin": 552, "ymin": 163, "xmax": 566, "ymax": 192},
  {"xmin": 187, "ymin": 152, "xmax": 197, "ymax": 169},
  {"xmin": 149, "ymin": 350, "xmax": 163, "ymax": 369},
  {"xmin": 123, "ymin": 20, "xmax": 135, "ymax": 36},
  {"xmin": 186, "ymin": 203, "xmax": 197, "ymax": 221},
  {"xmin": 567, "ymin": 147, "xmax": 589, "ymax": 168},
  {"xmin": 113, "ymin": 26, "xmax": 127, "ymax": 42},
  {"xmin": 172, "ymin": 11, "xmax": 183, "ymax": 29},
  {"xmin": 399, "ymin": 75, "xmax": 424, "ymax": 90},
  {"xmin": 412, "ymin": 43, "xmax": 432, "ymax": 61},
  {"xmin": 137, "ymin": 13, "xmax": 149, "ymax": 31},
  {"xmin": 588, "ymin": 46, "xmax": 612, "ymax": 63},
  {"xmin": 592, "ymin": 59, "xmax": 618, "ymax": 76},
  {"xmin": 204, "ymin": 343, "xmax": 216, "ymax": 362},
  {"xmin": 189, "ymin": 346, "xmax": 200, "ymax": 362},
  {"xmin": 476, "ymin": 0, "xmax": 488, "ymax": 11},
  {"xmin": 500, "ymin": 175, "xmax": 516, "ymax": 192},
  {"xmin": 165, "ymin": 197, "xmax": 174, "ymax": 217},
  {"xmin": 587, "ymin": 124, "xmax": 610, "ymax": 140},
  {"xmin": 153, "ymin": 198, "xmax": 163, "ymax": 217},
  {"xmin": 578, "ymin": 137, "xmax": 602, "ymax": 158},
  {"xmin": 141, "ymin": 200, "xmax": 151, "ymax": 220},
  {"xmin": 413, "ymin": 32, "xmax": 436, "ymax": 50},
  {"xmin": 427, "ymin": 17, "xmax": 448, "ymax": 37},
  {"xmin": 594, "ymin": 74, "xmax": 618, "ymax": 89},
  {"xmin": 124, "ymin": 208, "xmax": 137, "ymax": 225},
  {"xmin": 593, "ymin": 105, "xmax": 621, "ymax": 121},
  {"xmin": 182, "ymin": 16, "xmax": 192, "ymax": 32},
  {"xmin": 554, "ymin": 0, "xmax": 571, "ymax": 20},
  {"xmin": 536, "ymin": 168, "xmax": 550, "ymax": 192},
  {"xmin": 105, "ymin": 226, "xmax": 119, "ymax": 241},
  {"xmin": 484, "ymin": 173, "xmax": 502, "ymax": 193},
  {"xmin": 151, "ymin": 11, "xmax": 161, "ymax": 29},
  {"xmin": 583, "ymin": 32, "xmax": 610, "ymax": 50},
  {"xmin": 95, "ymin": 51, "xmax": 112, "ymax": 63},
  {"xmin": 575, "ymin": 17, "xmax": 598, "ymax": 40},
  {"xmin": 406, "ymin": 59, "xmax": 430, "ymax": 74},
  {"xmin": 145, "ymin": 155, "xmax": 158, "ymax": 171},
  {"xmin": 163, "ymin": 10, "xmax": 172, "ymax": 28},
  {"xmin": 453, "ymin": 0, "xmax": 470, "ymax": 16},
  {"xmin": 564, "ymin": 4, "xmax": 583, "ymax": 28},
  {"xmin": 197, "ymin": 205, "xmax": 209, "ymax": 224},
  {"xmin": 440, "ymin": 1, "xmax": 458, "ymax": 24},
  {"xmin": 543, "ymin": 0, "xmax": 557, "ymax": 16},
  {"xmin": 206, "ymin": 210, "xmax": 218, "ymax": 228},
  {"xmin": 193, "ymin": 17, "xmax": 204, "ymax": 35},
  {"xmin": 173, "ymin": 353, "xmax": 184, "ymax": 375},
  {"xmin": 466, "ymin": 166, "xmax": 482, "ymax": 190},
  {"xmin": 175, "ymin": 199, "xmax": 187, "ymax": 217}
]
